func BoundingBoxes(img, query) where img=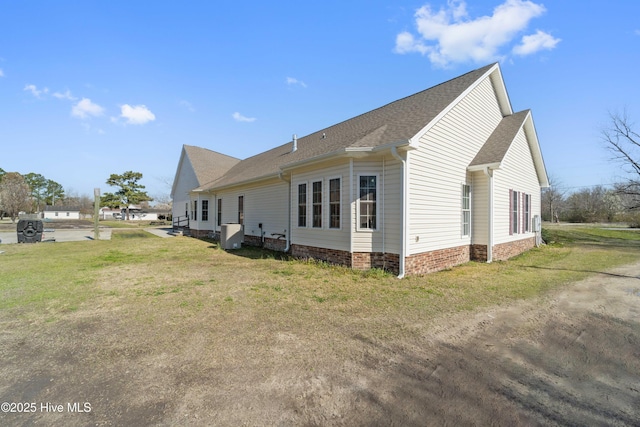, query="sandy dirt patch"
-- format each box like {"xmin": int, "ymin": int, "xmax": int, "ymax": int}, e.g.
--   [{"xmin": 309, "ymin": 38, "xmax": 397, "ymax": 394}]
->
[{"xmin": 0, "ymin": 262, "xmax": 639, "ymax": 426}]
